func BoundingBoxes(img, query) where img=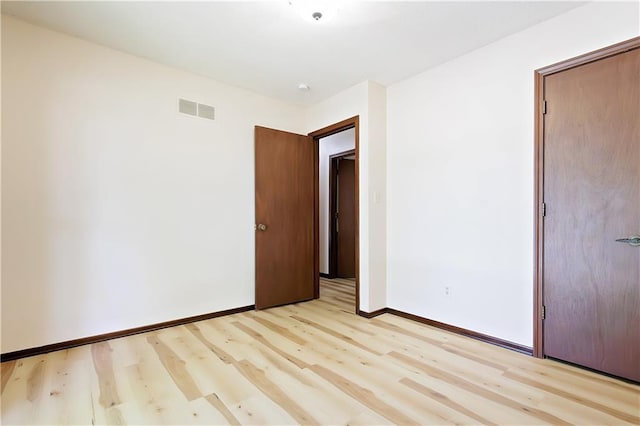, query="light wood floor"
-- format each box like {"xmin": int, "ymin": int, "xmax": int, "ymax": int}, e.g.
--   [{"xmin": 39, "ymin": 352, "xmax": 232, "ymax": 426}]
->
[{"xmin": 1, "ymin": 278, "xmax": 639, "ymax": 425}]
